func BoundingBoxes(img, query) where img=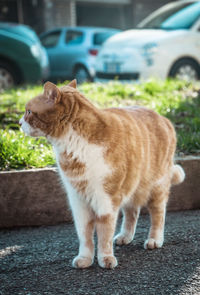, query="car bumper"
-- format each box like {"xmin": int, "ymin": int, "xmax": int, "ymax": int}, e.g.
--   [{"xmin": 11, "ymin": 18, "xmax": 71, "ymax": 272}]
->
[
  {"xmin": 96, "ymin": 72, "xmax": 140, "ymax": 80},
  {"xmin": 41, "ymin": 64, "xmax": 50, "ymax": 80},
  {"xmin": 95, "ymin": 66, "xmax": 168, "ymax": 82},
  {"xmin": 95, "ymin": 49, "xmax": 168, "ymax": 82},
  {"xmin": 20, "ymin": 61, "xmax": 49, "ymax": 83},
  {"xmin": 19, "ymin": 47, "xmax": 49, "ymax": 83}
]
